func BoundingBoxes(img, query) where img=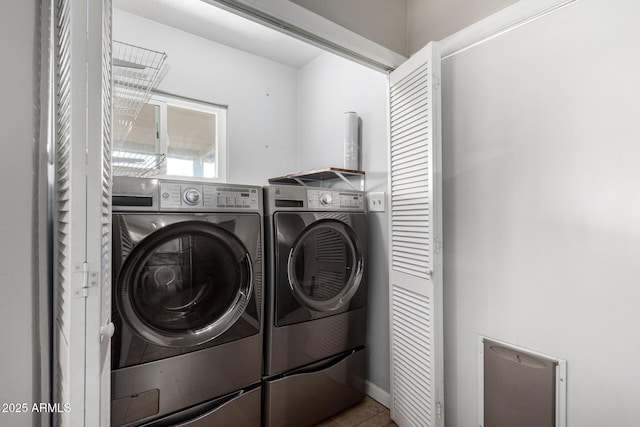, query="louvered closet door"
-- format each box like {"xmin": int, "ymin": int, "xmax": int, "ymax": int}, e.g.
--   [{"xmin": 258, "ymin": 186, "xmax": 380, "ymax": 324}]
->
[
  {"xmin": 53, "ymin": 0, "xmax": 113, "ymax": 425},
  {"xmin": 388, "ymin": 42, "xmax": 444, "ymax": 427}
]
